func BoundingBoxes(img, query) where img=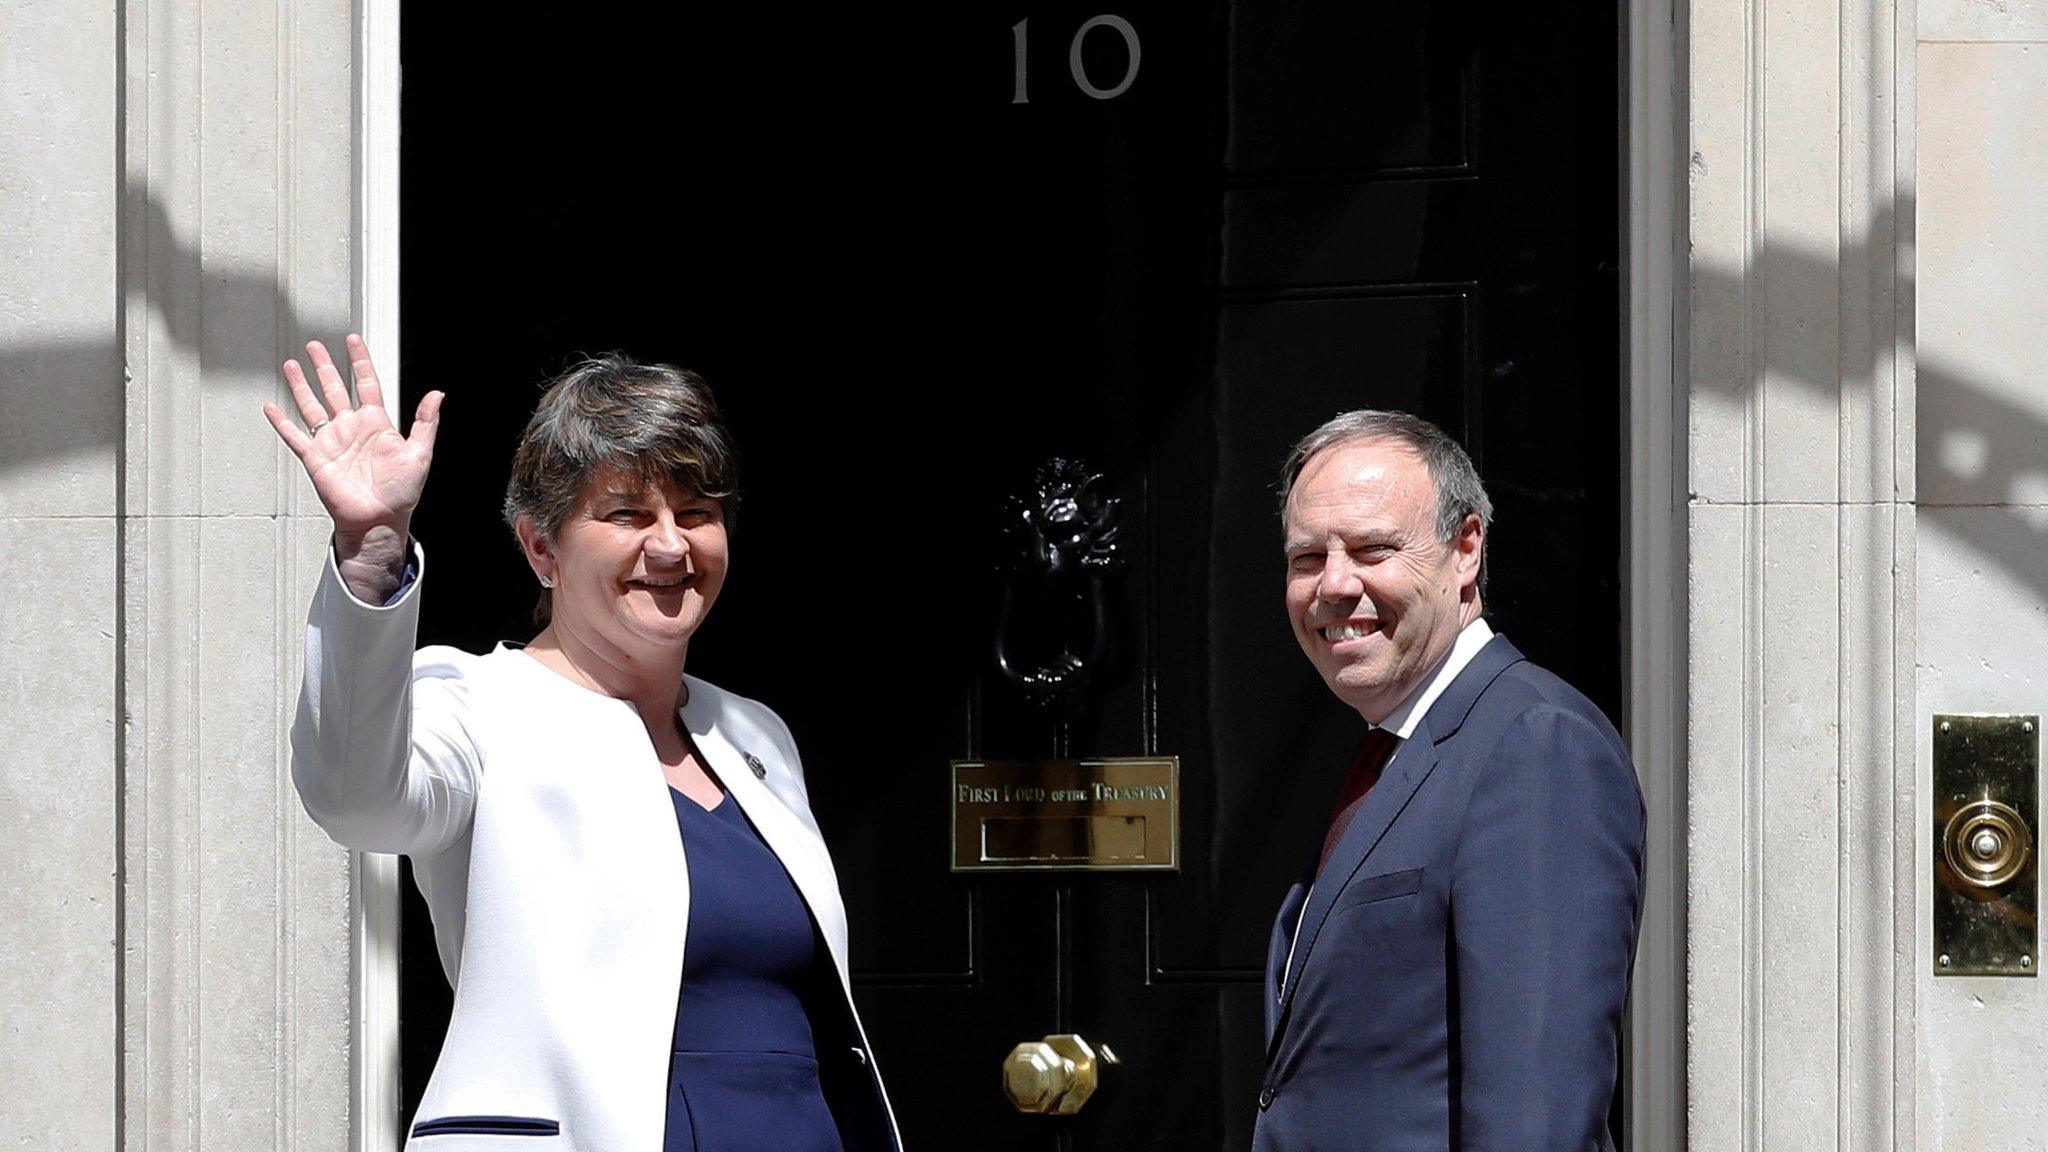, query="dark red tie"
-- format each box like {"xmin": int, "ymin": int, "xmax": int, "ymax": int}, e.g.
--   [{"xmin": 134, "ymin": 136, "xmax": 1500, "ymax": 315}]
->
[{"xmin": 1318, "ymin": 727, "xmax": 1400, "ymax": 873}]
